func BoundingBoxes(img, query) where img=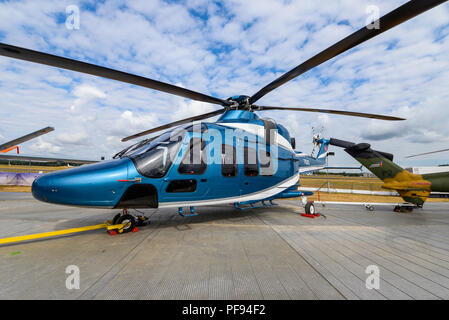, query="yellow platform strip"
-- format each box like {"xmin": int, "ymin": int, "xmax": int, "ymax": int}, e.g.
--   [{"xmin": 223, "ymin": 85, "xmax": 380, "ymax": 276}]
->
[{"xmin": 0, "ymin": 222, "xmax": 125, "ymax": 245}]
